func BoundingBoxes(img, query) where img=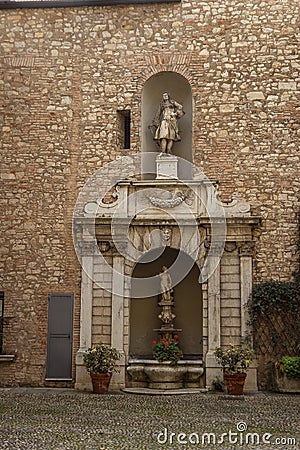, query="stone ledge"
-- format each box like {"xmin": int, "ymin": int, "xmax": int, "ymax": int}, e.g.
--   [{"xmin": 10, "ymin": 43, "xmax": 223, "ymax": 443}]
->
[
  {"xmin": 122, "ymin": 387, "xmax": 209, "ymax": 395},
  {"xmin": 0, "ymin": 355, "xmax": 15, "ymax": 362},
  {"xmin": 128, "ymin": 359, "xmax": 204, "ymax": 365}
]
